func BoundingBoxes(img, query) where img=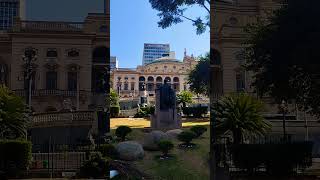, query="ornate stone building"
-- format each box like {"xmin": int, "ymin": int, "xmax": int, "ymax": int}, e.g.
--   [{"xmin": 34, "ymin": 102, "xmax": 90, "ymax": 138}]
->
[
  {"xmin": 0, "ymin": 12, "xmax": 109, "ymax": 113},
  {"xmin": 212, "ymin": 0, "xmax": 282, "ymax": 95},
  {"xmin": 211, "ymin": 0, "xmax": 286, "ymax": 113},
  {"xmin": 111, "ymin": 52, "xmax": 202, "ymax": 106}
]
